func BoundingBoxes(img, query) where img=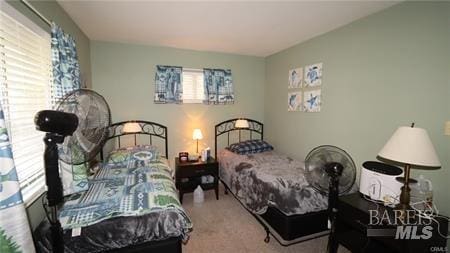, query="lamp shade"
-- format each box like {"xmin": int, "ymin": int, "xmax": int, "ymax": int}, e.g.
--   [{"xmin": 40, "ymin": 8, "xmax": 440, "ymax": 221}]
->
[
  {"xmin": 122, "ymin": 122, "xmax": 142, "ymax": 133},
  {"xmin": 192, "ymin": 129, "xmax": 203, "ymax": 140},
  {"xmin": 378, "ymin": 126, "xmax": 441, "ymax": 168},
  {"xmin": 445, "ymin": 121, "xmax": 450, "ymax": 136},
  {"xmin": 235, "ymin": 119, "xmax": 249, "ymax": 128}
]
